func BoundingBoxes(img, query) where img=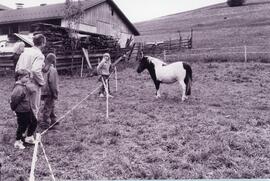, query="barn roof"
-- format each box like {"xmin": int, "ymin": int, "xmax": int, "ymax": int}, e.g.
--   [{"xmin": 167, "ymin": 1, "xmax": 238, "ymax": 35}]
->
[
  {"xmin": 0, "ymin": 4, "xmax": 12, "ymax": 10},
  {"xmin": 0, "ymin": 0, "xmax": 139, "ymax": 35}
]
